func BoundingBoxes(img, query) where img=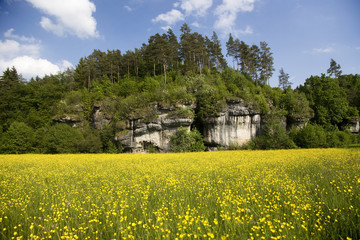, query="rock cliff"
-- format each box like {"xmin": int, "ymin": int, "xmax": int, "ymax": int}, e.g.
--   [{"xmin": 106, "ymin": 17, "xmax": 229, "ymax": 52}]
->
[
  {"xmin": 347, "ymin": 118, "xmax": 360, "ymax": 133},
  {"xmin": 60, "ymin": 99, "xmax": 266, "ymax": 152},
  {"xmin": 201, "ymin": 99, "xmax": 261, "ymax": 148},
  {"xmin": 115, "ymin": 103, "xmax": 194, "ymax": 153},
  {"xmin": 113, "ymin": 99, "xmax": 262, "ymax": 152}
]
